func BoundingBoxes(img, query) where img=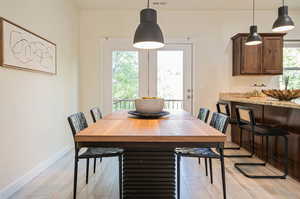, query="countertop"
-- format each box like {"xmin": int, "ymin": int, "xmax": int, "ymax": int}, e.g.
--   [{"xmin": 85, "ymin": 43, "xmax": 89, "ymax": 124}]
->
[{"xmin": 220, "ymin": 93, "xmax": 300, "ymax": 110}]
